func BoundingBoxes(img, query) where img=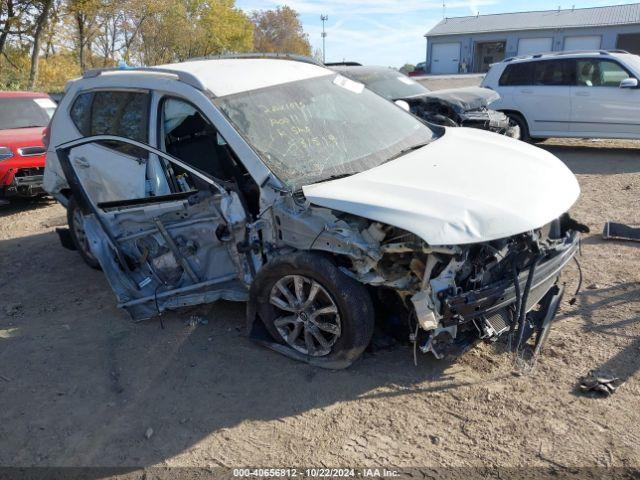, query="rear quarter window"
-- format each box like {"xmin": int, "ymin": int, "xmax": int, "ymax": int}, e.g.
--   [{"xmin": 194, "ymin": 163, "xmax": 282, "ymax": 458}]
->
[
  {"xmin": 498, "ymin": 62, "xmax": 533, "ymax": 86},
  {"xmin": 532, "ymin": 59, "xmax": 575, "ymax": 86},
  {"xmin": 70, "ymin": 90, "xmax": 150, "ymax": 158}
]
